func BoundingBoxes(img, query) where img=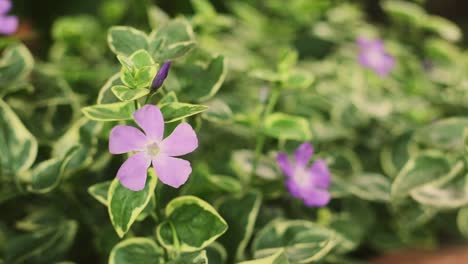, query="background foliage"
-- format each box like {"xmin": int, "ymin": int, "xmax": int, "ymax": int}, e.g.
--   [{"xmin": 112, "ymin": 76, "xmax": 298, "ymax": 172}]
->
[{"xmin": 1, "ymin": 0, "xmax": 468, "ymax": 263}]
